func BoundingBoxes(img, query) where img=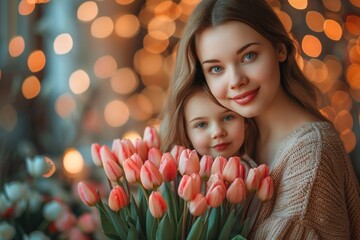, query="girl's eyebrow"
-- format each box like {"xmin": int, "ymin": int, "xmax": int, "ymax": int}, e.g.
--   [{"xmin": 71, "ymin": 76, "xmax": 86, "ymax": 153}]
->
[
  {"xmin": 201, "ymin": 42, "xmax": 260, "ymax": 64},
  {"xmin": 189, "ymin": 117, "xmax": 205, "ymax": 123}
]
